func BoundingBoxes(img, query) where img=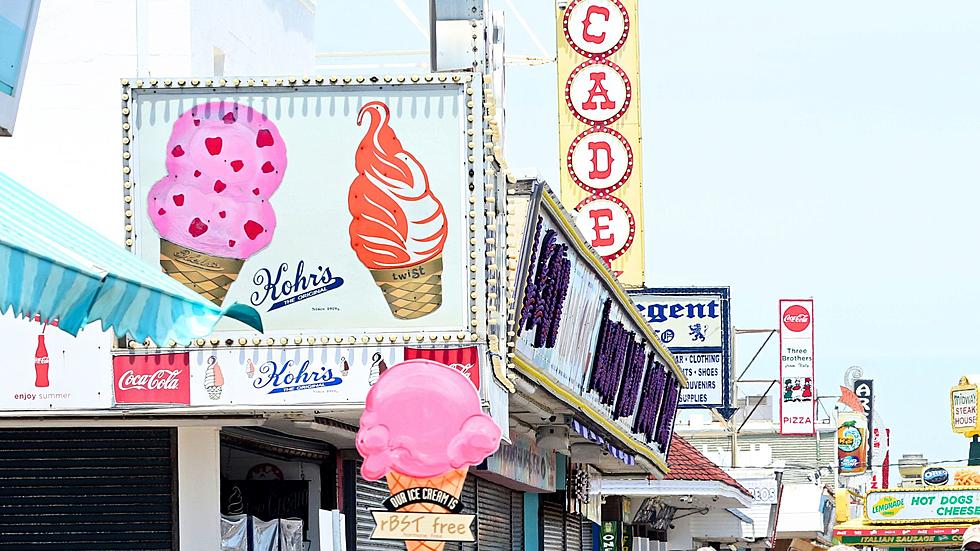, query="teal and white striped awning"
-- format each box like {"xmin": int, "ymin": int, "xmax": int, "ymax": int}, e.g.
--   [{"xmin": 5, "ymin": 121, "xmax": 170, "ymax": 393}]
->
[{"xmin": 0, "ymin": 172, "xmax": 261, "ymax": 343}]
